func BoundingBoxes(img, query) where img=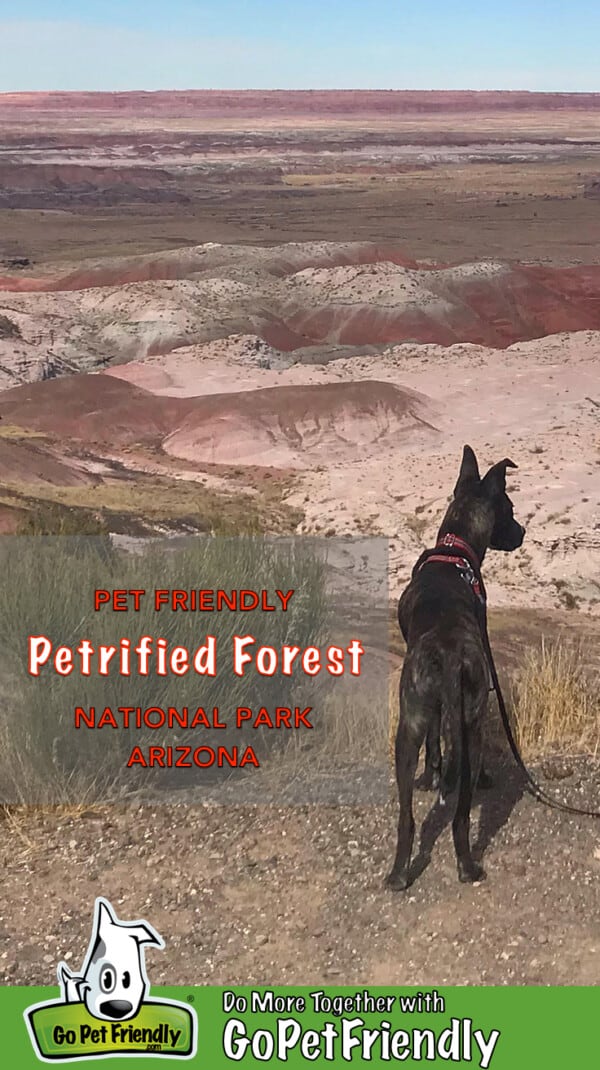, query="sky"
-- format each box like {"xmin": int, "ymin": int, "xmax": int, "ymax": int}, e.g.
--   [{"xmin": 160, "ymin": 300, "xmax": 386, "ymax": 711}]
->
[{"xmin": 0, "ymin": 1, "xmax": 599, "ymax": 93}]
